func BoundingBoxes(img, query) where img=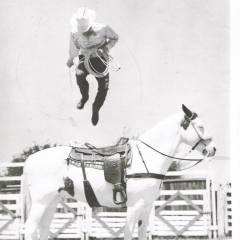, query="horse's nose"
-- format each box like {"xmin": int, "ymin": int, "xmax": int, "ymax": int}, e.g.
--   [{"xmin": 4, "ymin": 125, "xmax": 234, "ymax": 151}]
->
[
  {"xmin": 202, "ymin": 146, "xmax": 216, "ymax": 157},
  {"xmin": 209, "ymin": 147, "xmax": 216, "ymax": 157}
]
